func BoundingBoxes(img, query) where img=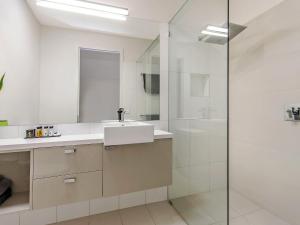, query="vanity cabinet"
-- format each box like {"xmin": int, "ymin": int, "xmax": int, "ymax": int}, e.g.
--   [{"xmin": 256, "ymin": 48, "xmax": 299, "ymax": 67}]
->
[
  {"xmin": 30, "ymin": 139, "xmax": 172, "ymax": 209},
  {"xmin": 103, "ymin": 139, "xmax": 172, "ymax": 196},
  {"xmin": 32, "ymin": 144, "xmax": 103, "ymax": 209}
]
